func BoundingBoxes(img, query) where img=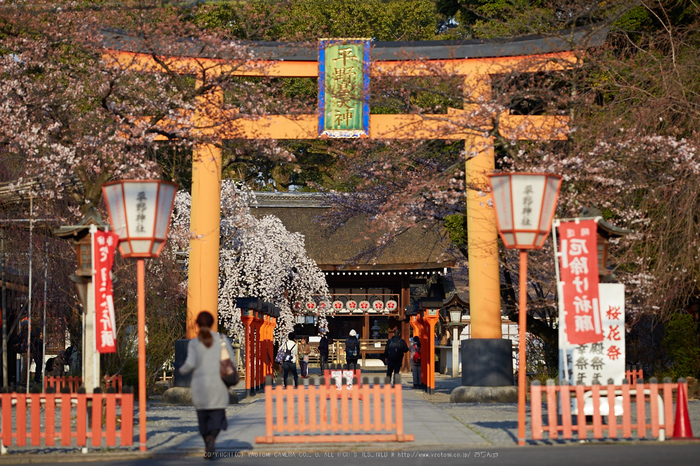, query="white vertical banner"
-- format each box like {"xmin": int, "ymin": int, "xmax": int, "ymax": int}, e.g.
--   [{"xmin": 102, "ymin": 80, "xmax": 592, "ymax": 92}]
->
[{"xmin": 559, "ymin": 283, "xmax": 625, "ymax": 385}]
